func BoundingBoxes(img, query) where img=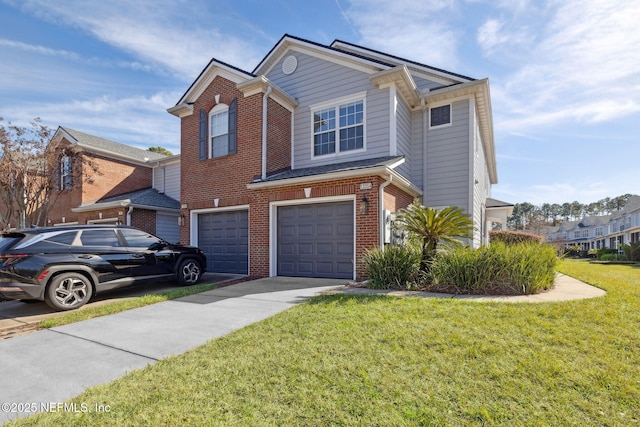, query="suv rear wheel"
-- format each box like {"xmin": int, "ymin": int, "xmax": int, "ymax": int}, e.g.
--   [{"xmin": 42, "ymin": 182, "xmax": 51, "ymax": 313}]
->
[{"xmin": 45, "ymin": 272, "xmax": 94, "ymax": 311}]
